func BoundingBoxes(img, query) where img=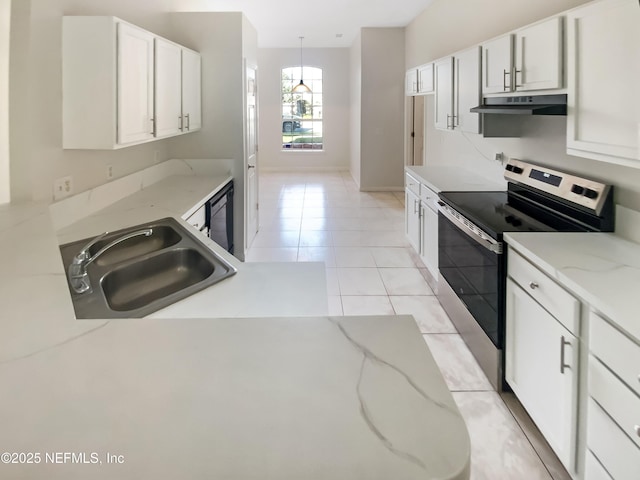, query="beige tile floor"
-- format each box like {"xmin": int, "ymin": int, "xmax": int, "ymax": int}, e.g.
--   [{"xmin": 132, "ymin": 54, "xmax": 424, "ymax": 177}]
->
[{"xmin": 246, "ymin": 170, "xmax": 568, "ymax": 480}]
